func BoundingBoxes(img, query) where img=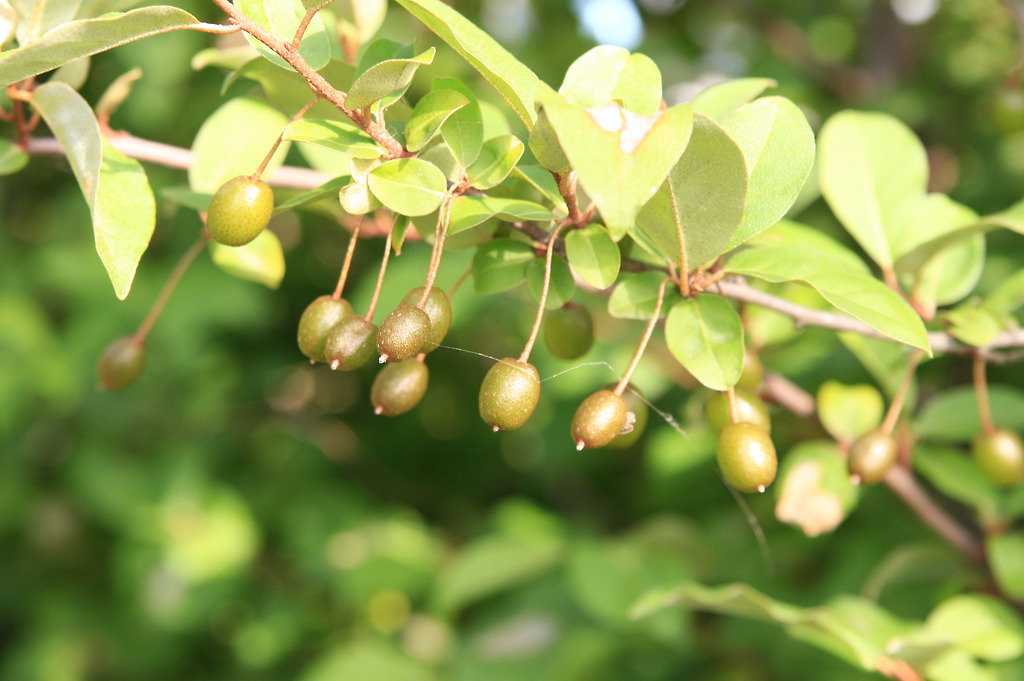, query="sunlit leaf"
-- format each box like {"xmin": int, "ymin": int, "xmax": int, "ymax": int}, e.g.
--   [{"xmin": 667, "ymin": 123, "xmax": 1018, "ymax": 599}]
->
[
  {"xmin": 986, "ymin": 534, "xmax": 1024, "ymax": 602},
  {"xmin": 366, "ymin": 157, "xmax": 447, "ymax": 216},
  {"xmin": 436, "ymin": 76, "xmax": 483, "ymax": 168},
  {"xmin": 13, "ymin": 0, "xmax": 80, "ymax": 46},
  {"xmin": 922, "ymin": 593, "xmax": 1024, "ymax": 661},
  {"xmin": 235, "ymin": 0, "xmax": 332, "ymax": 70},
  {"xmin": 664, "ymin": 296, "xmax": 744, "ymax": 391},
  {"xmin": 915, "ymin": 385, "xmax": 1024, "ymax": 442},
  {"xmin": 472, "ymin": 238, "xmax": 536, "ymax": 294},
  {"xmin": 345, "ymin": 45, "xmax": 434, "ymax": 110},
  {"xmin": 526, "ymin": 255, "xmax": 575, "ymax": 309},
  {"xmin": 607, "ymin": 271, "xmax": 677, "ymax": 320},
  {"xmin": 405, "ymin": 89, "xmax": 469, "ymax": 151},
  {"xmin": 816, "ymin": 381, "xmax": 884, "ymax": 443},
  {"xmin": 0, "ymin": 139, "xmax": 28, "ymax": 175},
  {"xmin": 209, "ymin": 229, "xmax": 285, "ymax": 289},
  {"xmin": 283, "ymin": 118, "xmax": 382, "ymax": 158},
  {"xmin": 565, "ymin": 224, "xmax": 620, "ymax": 290},
  {"xmin": 774, "ymin": 441, "xmax": 859, "ymax": 537},
  {"xmin": 466, "ymin": 134, "xmax": 524, "ymax": 189},
  {"xmin": 692, "ymin": 77, "xmax": 777, "ymax": 121},
  {"xmin": 560, "ymin": 45, "xmax": 662, "ymax": 114},
  {"xmin": 447, "ymin": 195, "xmax": 554, "ymax": 235}
]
